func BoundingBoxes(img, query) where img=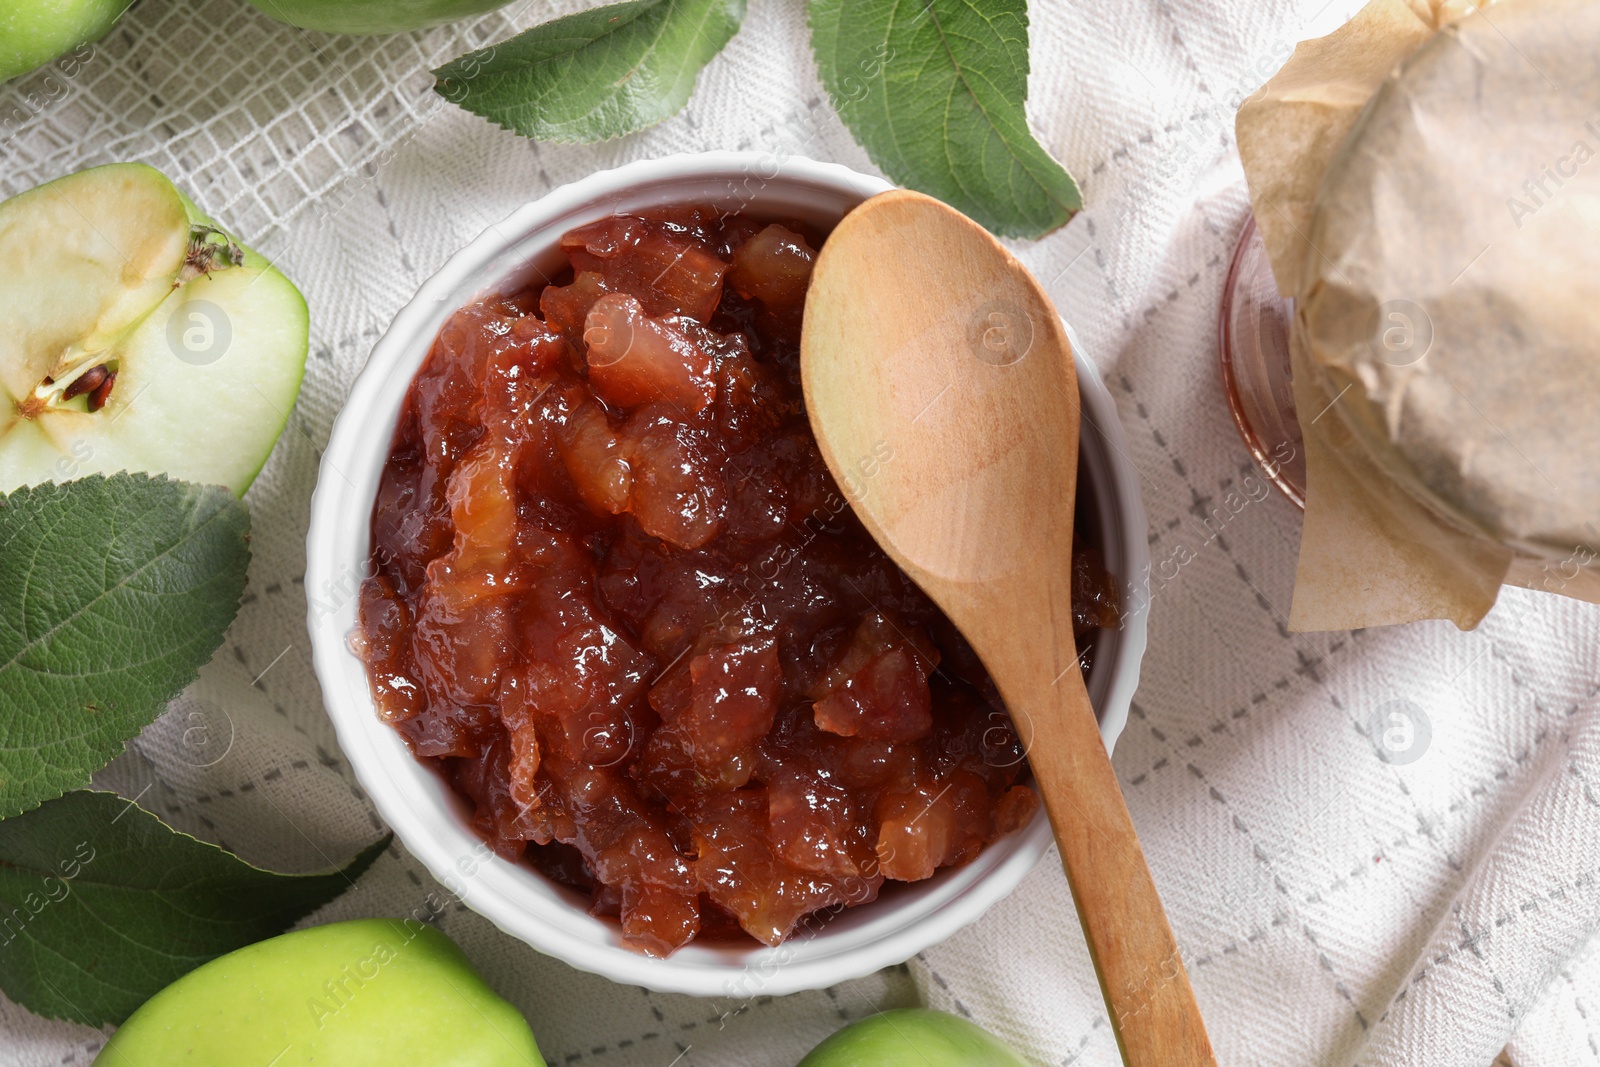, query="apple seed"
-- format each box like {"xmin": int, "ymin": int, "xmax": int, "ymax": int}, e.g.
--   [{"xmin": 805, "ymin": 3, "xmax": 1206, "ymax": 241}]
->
[
  {"xmin": 62, "ymin": 363, "xmax": 109, "ymax": 401},
  {"xmin": 87, "ymin": 370, "xmax": 116, "ymax": 412}
]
